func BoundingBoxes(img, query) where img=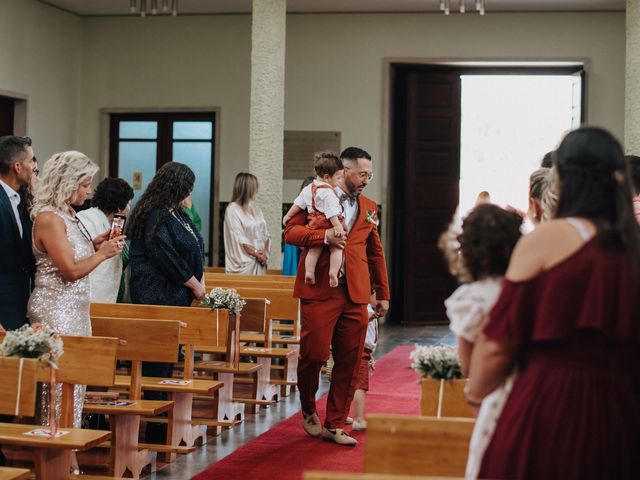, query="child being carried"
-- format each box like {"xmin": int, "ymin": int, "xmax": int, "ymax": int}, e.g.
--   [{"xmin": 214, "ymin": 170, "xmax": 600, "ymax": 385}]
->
[{"xmin": 283, "ymin": 151, "xmax": 346, "ymax": 287}]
